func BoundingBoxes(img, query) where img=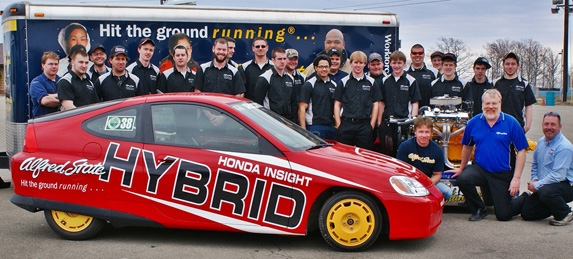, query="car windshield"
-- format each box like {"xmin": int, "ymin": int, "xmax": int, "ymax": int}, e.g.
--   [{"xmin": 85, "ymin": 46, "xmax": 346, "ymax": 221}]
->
[{"xmin": 229, "ymin": 101, "xmax": 327, "ymax": 151}]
